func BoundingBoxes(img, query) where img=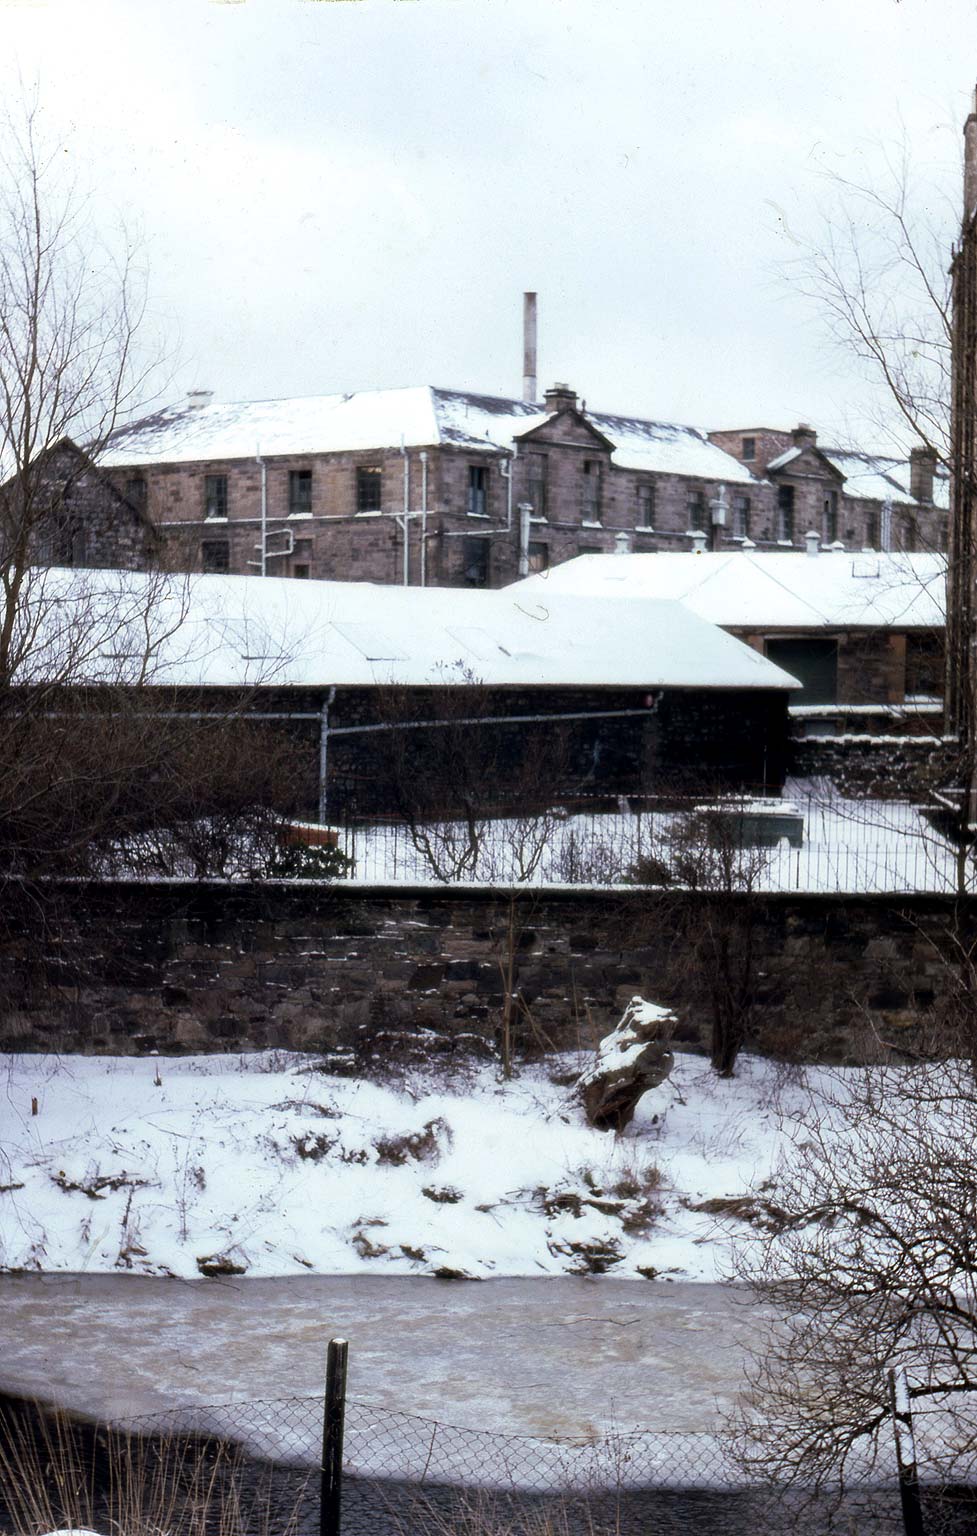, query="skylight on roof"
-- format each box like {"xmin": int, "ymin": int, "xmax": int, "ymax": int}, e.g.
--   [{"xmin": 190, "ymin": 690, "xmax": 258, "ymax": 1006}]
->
[{"xmin": 330, "ymin": 622, "xmax": 408, "ymax": 661}]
